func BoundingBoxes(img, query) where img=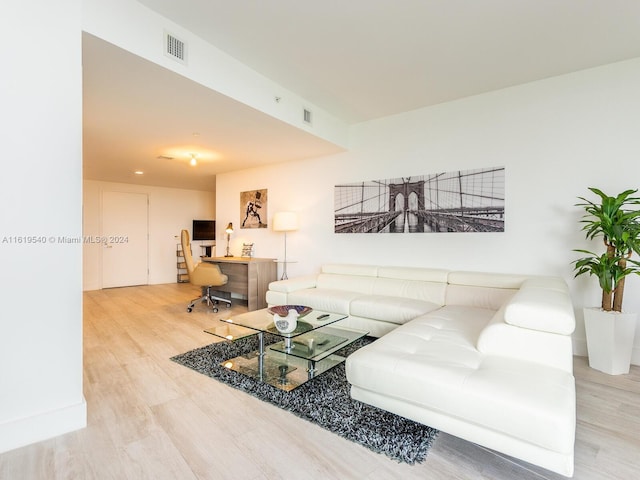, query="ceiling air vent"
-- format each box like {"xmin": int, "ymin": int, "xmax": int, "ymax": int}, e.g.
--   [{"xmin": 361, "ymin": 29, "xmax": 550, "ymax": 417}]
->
[
  {"xmin": 303, "ymin": 108, "xmax": 313, "ymax": 125},
  {"xmin": 164, "ymin": 31, "xmax": 187, "ymax": 65}
]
